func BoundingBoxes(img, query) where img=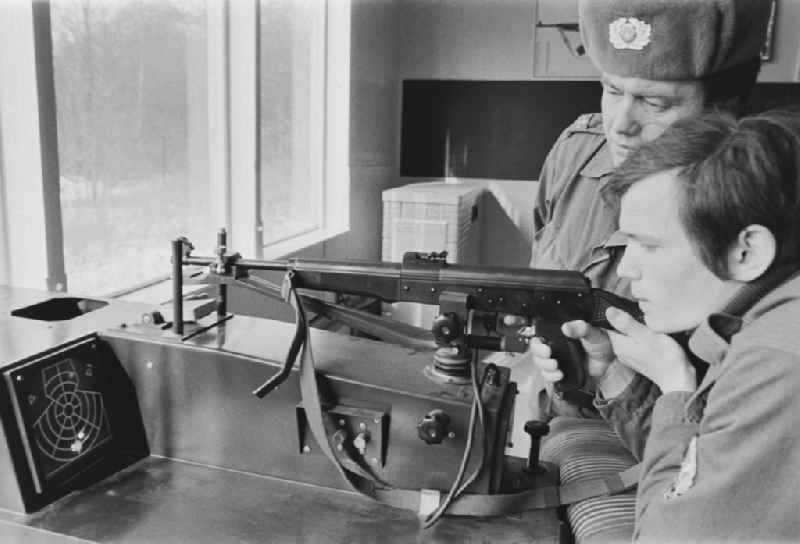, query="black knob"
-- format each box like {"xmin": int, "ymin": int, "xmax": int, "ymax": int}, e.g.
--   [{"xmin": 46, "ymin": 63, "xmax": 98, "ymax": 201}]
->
[
  {"xmin": 523, "ymin": 420, "xmax": 550, "ymax": 471},
  {"xmin": 142, "ymin": 311, "xmax": 165, "ymax": 325},
  {"xmin": 417, "ymin": 409, "xmax": 451, "ymax": 445},
  {"xmin": 432, "ymin": 313, "xmax": 462, "ymax": 344}
]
